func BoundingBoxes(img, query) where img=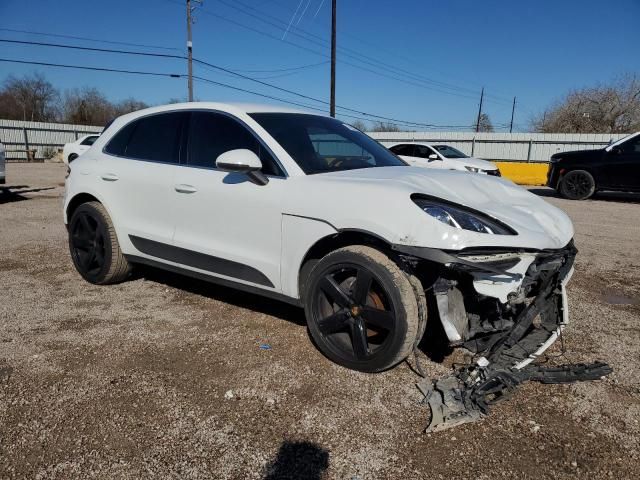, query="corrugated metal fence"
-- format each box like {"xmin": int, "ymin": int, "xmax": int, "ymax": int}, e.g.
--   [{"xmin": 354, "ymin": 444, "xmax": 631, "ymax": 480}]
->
[
  {"xmin": 0, "ymin": 119, "xmax": 102, "ymax": 161},
  {"xmin": 0, "ymin": 118, "xmax": 628, "ymax": 163},
  {"xmin": 370, "ymin": 131, "xmax": 626, "ymax": 163}
]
